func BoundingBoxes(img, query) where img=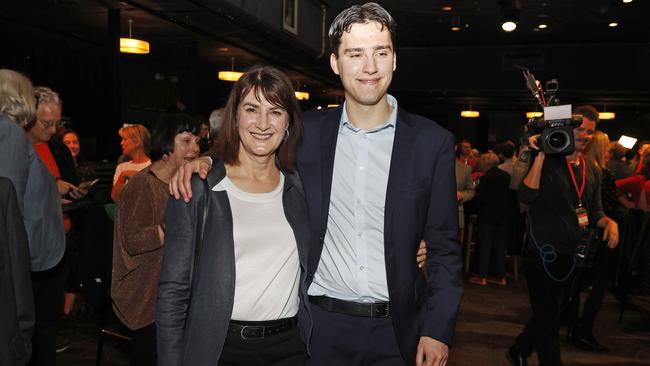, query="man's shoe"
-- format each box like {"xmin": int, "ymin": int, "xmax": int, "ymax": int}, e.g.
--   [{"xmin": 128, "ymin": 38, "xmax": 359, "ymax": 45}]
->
[
  {"xmin": 487, "ymin": 277, "xmax": 508, "ymax": 286},
  {"xmin": 55, "ymin": 338, "xmax": 70, "ymax": 353},
  {"xmin": 468, "ymin": 276, "xmax": 487, "ymax": 285},
  {"xmin": 567, "ymin": 328, "xmax": 610, "ymax": 352},
  {"xmin": 506, "ymin": 346, "xmax": 527, "ymax": 366}
]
